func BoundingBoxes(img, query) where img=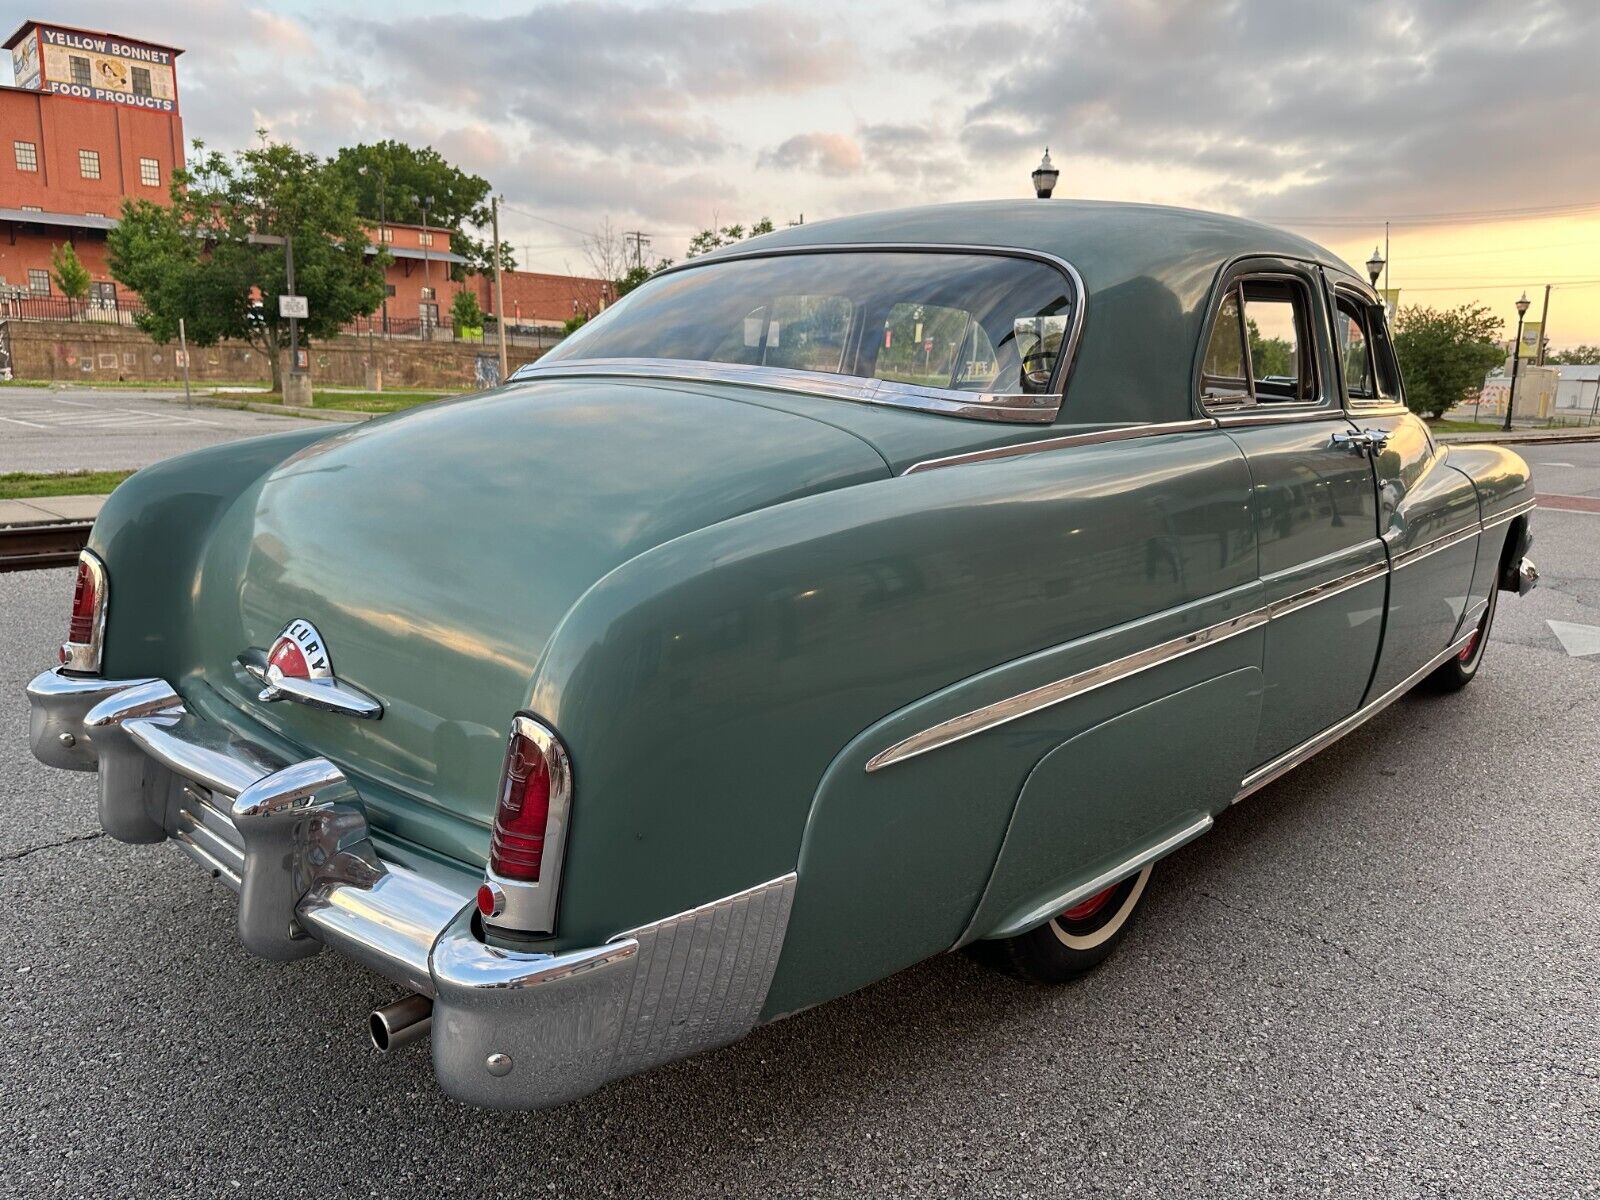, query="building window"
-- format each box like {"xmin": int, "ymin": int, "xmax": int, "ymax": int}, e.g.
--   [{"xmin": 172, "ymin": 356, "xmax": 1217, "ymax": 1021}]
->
[
  {"xmin": 131, "ymin": 66, "xmax": 152, "ymax": 97},
  {"xmin": 420, "ymin": 302, "xmax": 440, "ymax": 327},
  {"xmin": 28, "ymin": 269, "xmax": 50, "ymax": 295},
  {"xmin": 14, "ymin": 141, "xmax": 37, "ymax": 172},
  {"xmin": 91, "ymin": 281, "xmax": 118, "ymax": 309},
  {"xmin": 69, "ymin": 56, "xmax": 91, "ymax": 86},
  {"xmin": 78, "ymin": 149, "xmax": 101, "ymax": 180},
  {"xmin": 139, "ymin": 157, "xmax": 160, "ymax": 187},
  {"xmin": 420, "ymin": 286, "xmax": 436, "ymax": 300},
  {"xmin": 86, "ymin": 211, "xmax": 105, "ymax": 218},
  {"xmin": 418, "ymin": 230, "xmax": 434, "ymax": 247},
  {"xmin": 378, "ymin": 227, "xmax": 393, "ymax": 243},
  {"xmin": 20, "ymin": 205, "xmax": 42, "ymax": 212},
  {"xmin": 385, "ymin": 284, "xmax": 396, "ymax": 297}
]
